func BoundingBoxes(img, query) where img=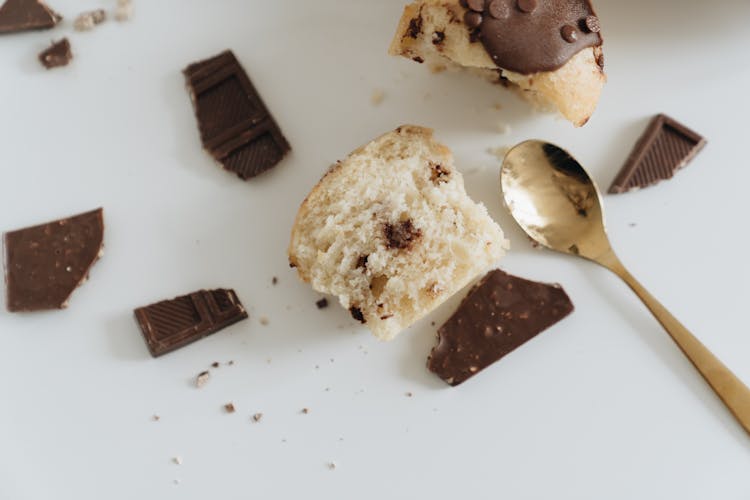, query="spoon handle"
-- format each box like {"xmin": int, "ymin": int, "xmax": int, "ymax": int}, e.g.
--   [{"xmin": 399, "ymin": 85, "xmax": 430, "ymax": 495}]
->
[{"xmin": 603, "ymin": 254, "xmax": 750, "ymax": 435}]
